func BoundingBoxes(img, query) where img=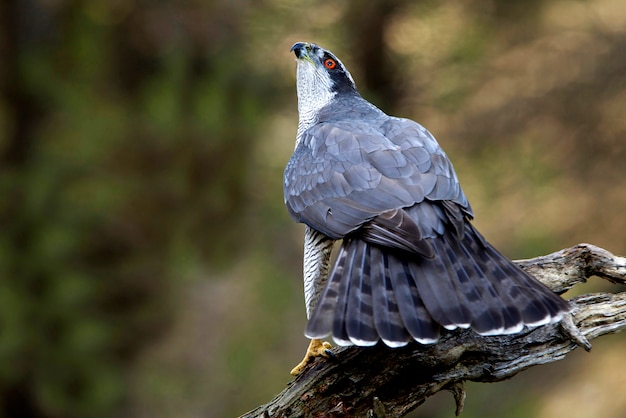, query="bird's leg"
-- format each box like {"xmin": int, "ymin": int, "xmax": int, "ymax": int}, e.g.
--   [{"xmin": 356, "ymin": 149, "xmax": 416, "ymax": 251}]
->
[
  {"xmin": 290, "ymin": 339, "xmax": 333, "ymax": 375},
  {"xmin": 291, "ymin": 226, "xmax": 335, "ymax": 375}
]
